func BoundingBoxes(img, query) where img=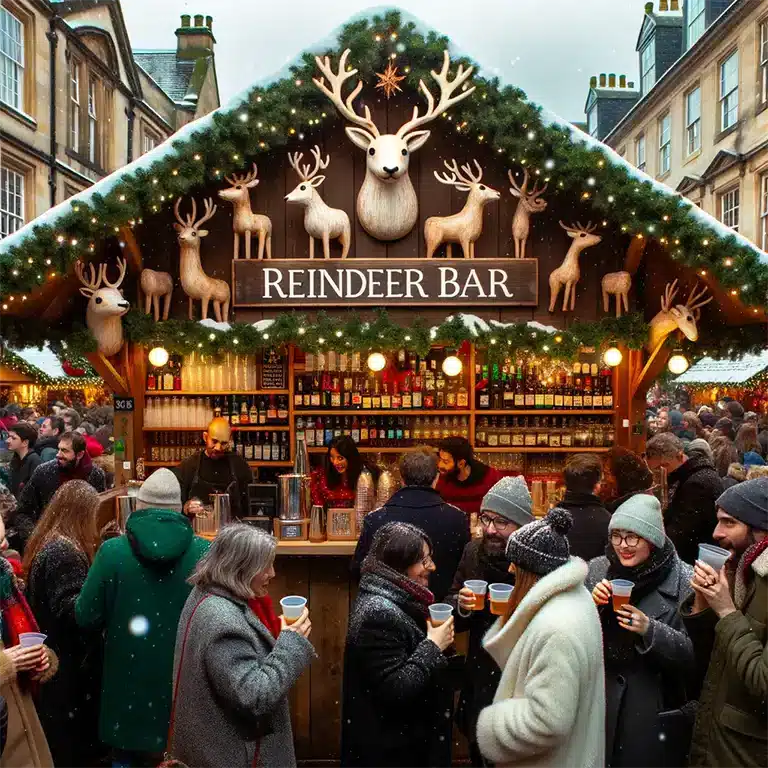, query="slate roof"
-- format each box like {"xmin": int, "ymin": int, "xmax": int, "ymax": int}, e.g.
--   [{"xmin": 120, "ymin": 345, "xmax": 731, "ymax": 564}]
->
[
  {"xmin": 674, "ymin": 350, "xmax": 768, "ymax": 385},
  {"xmin": 133, "ymin": 50, "xmax": 198, "ymax": 104}
]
